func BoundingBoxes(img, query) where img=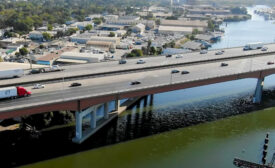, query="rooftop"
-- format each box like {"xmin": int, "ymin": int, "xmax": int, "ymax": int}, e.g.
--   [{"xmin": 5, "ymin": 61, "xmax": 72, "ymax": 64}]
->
[{"xmin": 161, "ymin": 20, "xmax": 208, "ymax": 27}]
